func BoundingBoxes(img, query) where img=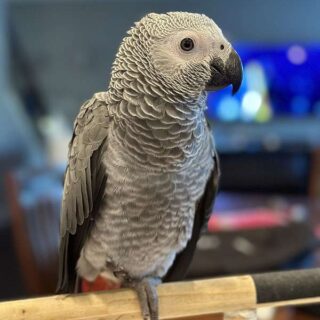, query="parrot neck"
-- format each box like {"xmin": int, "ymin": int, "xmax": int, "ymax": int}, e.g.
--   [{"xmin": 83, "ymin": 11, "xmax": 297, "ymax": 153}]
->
[{"xmin": 109, "ymin": 90, "xmax": 210, "ymax": 169}]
